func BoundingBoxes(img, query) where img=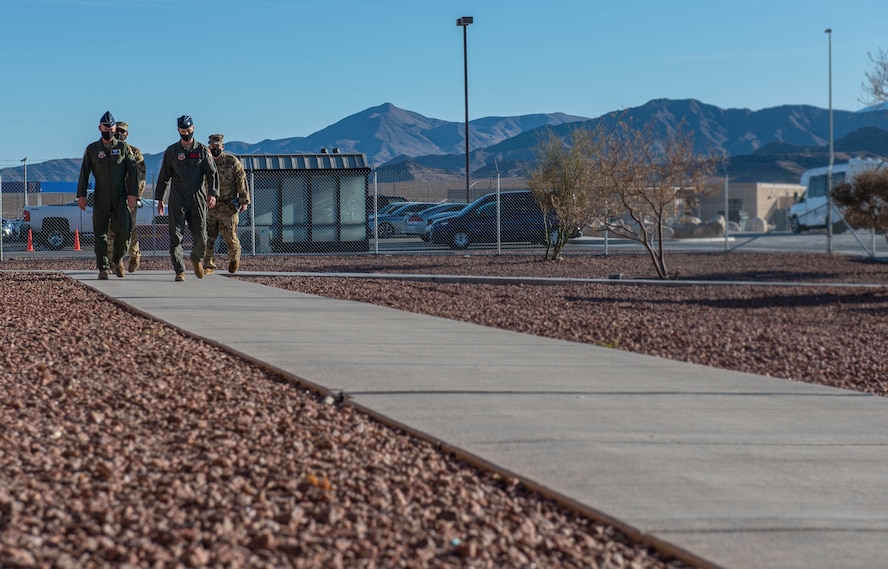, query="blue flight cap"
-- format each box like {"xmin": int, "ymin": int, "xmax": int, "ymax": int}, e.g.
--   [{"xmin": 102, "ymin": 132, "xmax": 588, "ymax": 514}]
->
[
  {"xmin": 177, "ymin": 115, "xmax": 193, "ymax": 129},
  {"xmin": 100, "ymin": 111, "xmax": 115, "ymax": 127}
]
